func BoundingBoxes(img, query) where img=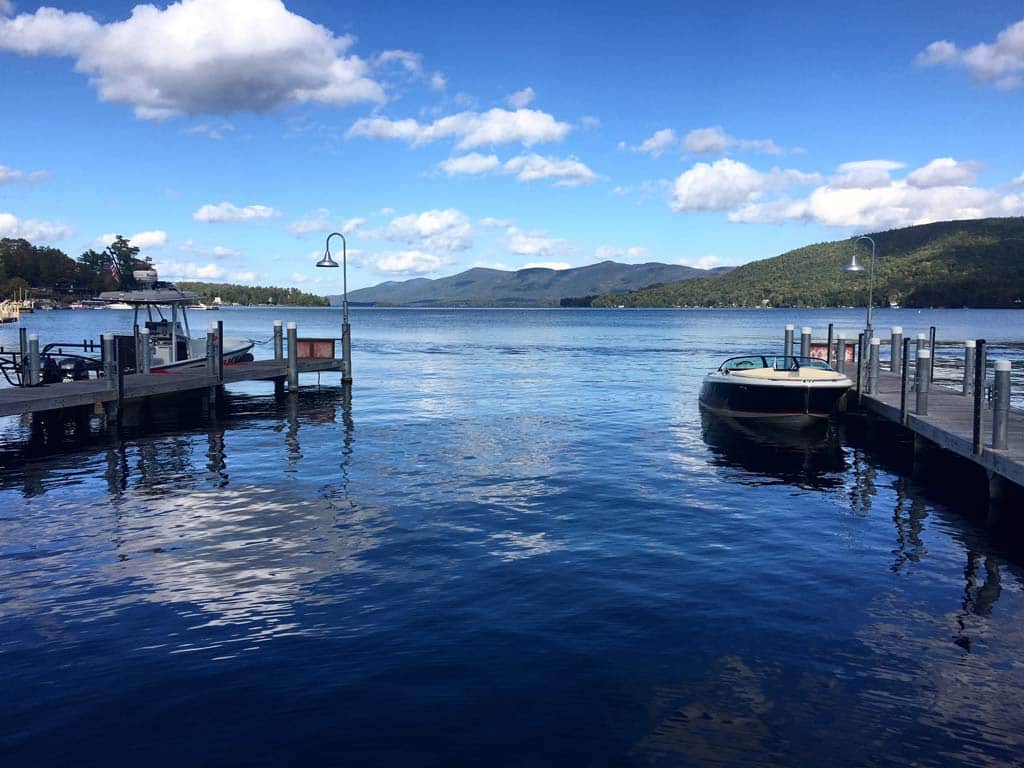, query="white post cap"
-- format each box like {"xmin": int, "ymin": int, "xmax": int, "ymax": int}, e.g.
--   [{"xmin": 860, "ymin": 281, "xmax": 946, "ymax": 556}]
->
[
  {"xmin": 785, "ymin": 324, "xmax": 794, "ymax": 331},
  {"xmin": 891, "ymin": 326, "xmax": 902, "ymax": 334},
  {"xmin": 287, "ymin": 321, "xmax": 297, "ymax": 330},
  {"xmin": 917, "ymin": 333, "xmax": 927, "ymax": 340},
  {"xmin": 994, "ymin": 360, "xmax": 1011, "ymax": 372},
  {"xmin": 273, "ymin": 320, "xmax": 282, "ymax": 327},
  {"xmin": 964, "ymin": 339, "xmax": 975, "ymax": 348},
  {"xmin": 140, "ymin": 327, "xmax": 149, "ymax": 335},
  {"xmin": 801, "ymin": 326, "xmax": 812, "ymax": 334},
  {"xmin": 28, "ymin": 333, "xmax": 38, "ymax": 341},
  {"xmin": 102, "ymin": 332, "xmax": 114, "ymax": 340},
  {"xmin": 209, "ymin": 323, "xmax": 218, "ymax": 332},
  {"xmin": 870, "ymin": 337, "xmax": 881, "ymax": 345},
  {"xmin": 917, "ymin": 348, "xmax": 931, "ymax": 358}
]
